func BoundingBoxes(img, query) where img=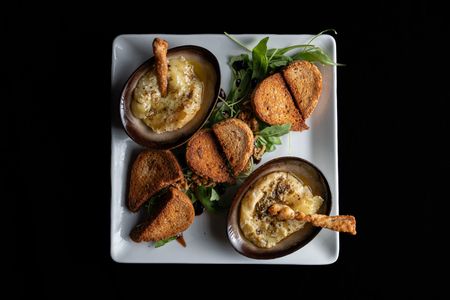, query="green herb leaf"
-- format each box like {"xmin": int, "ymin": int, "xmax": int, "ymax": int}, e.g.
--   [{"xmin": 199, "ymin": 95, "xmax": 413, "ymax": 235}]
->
[
  {"xmin": 210, "ymin": 188, "xmax": 220, "ymax": 201},
  {"xmin": 251, "ymin": 37, "xmax": 269, "ymax": 80},
  {"xmin": 266, "ymin": 143, "xmax": 276, "ymax": 152},
  {"xmin": 267, "ymin": 136, "xmax": 282, "ymax": 145},
  {"xmin": 224, "ymin": 32, "xmax": 252, "ymax": 52},
  {"xmin": 270, "ymin": 44, "xmax": 316, "ymax": 56},
  {"xmin": 256, "ymin": 123, "xmax": 291, "ymax": 153},
  {"xmin": 230, "ymin": 54, "xmax": 250, "ymax": 75},
  {"xmin": 292, "ymin": 48, "xmax": 342, "ymax": 66},
  {"xmin": 259, "ymin": 123, "xmax": 291, "ymax": 137},
  {"xmin": 154, "ymin": 236, "xmax": 177, "ymax": 248},
  {"xmin": 196, "ymin": 186, "xmax": 220, "ymax": 213},
  {"xmin": 307, "ymin": 29, "xmax": 337, "ymax": 45},
  {"xmin": 185, "ymin": 189, "xmax": 197, "ymax": 203}
]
